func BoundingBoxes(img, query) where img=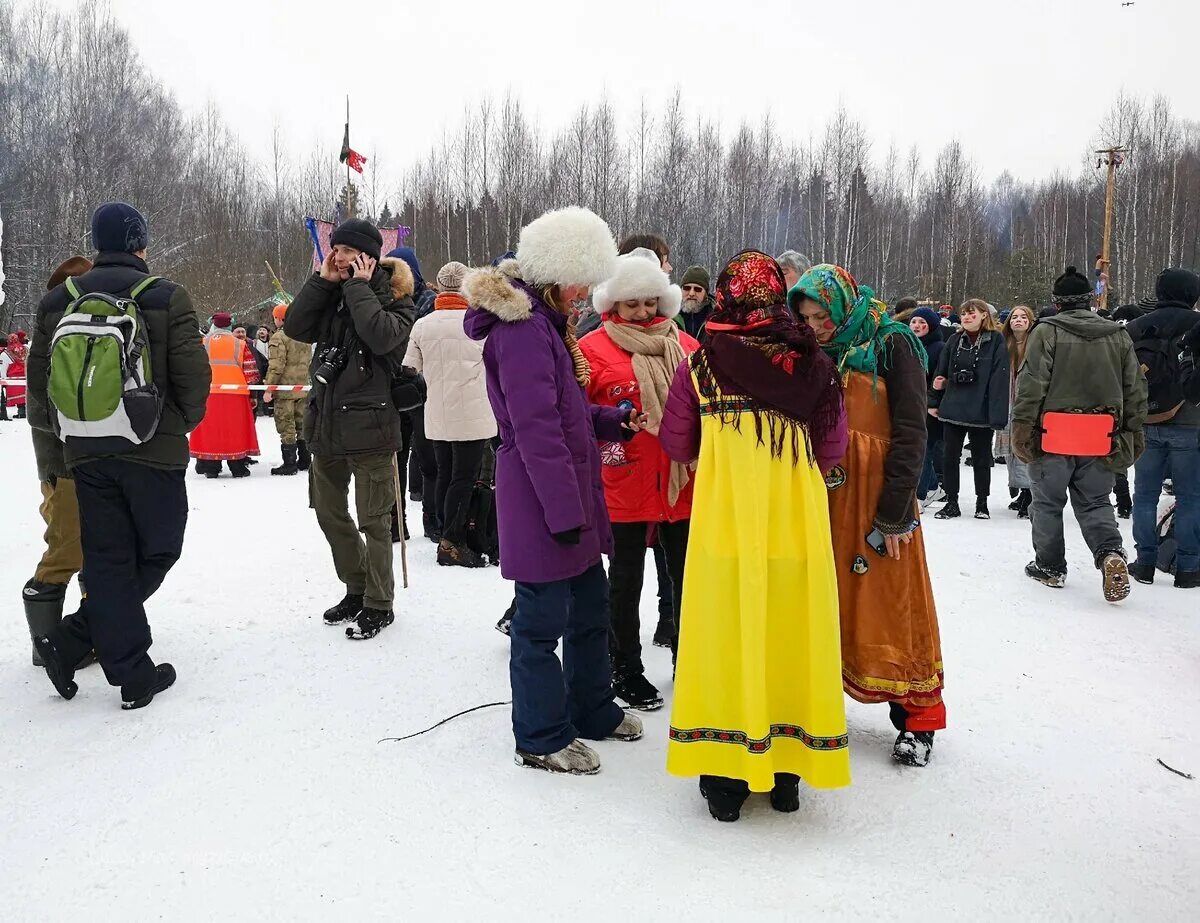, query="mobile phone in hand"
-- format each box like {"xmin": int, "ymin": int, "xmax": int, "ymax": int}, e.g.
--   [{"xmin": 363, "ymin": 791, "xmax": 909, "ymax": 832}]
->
[{"xmin": 865, "ymin": 528, "xmax": 888, "ymax": 557}]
